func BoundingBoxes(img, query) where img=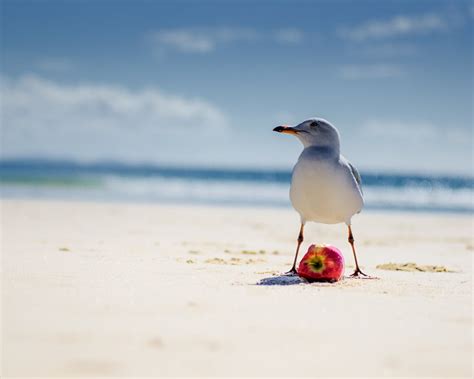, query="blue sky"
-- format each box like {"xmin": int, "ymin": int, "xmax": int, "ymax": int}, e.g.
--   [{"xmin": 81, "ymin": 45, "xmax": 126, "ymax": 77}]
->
[{"xmin": 1, "ymin": 0, "xmax": 472, "ymax": 175}]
